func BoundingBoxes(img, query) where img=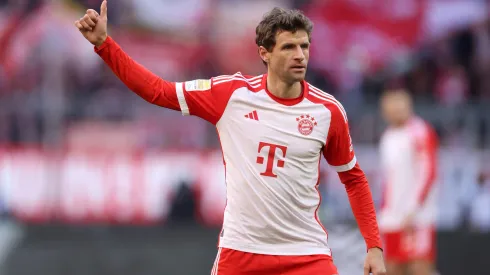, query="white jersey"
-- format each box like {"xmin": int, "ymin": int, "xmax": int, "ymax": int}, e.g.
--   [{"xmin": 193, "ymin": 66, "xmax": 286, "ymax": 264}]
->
[
  {"xmin": 175, "ymin": 72, "xmax": 357, "ymax": 256},
  {"xmin": 378, "ymin": 117, "xmax": 439, "ymax": 232}
]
